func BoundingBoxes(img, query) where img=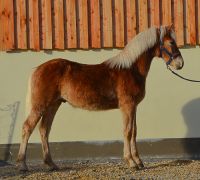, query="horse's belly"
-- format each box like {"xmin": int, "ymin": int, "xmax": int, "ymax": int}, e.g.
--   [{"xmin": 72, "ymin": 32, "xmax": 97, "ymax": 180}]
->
[
  {"xmin": 62, "ymin": 90, "xmax": 118, "ymax": 110},
  {"xmin": 68, "ymin": 97, "xmax": 118, "ymax": 110}
]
